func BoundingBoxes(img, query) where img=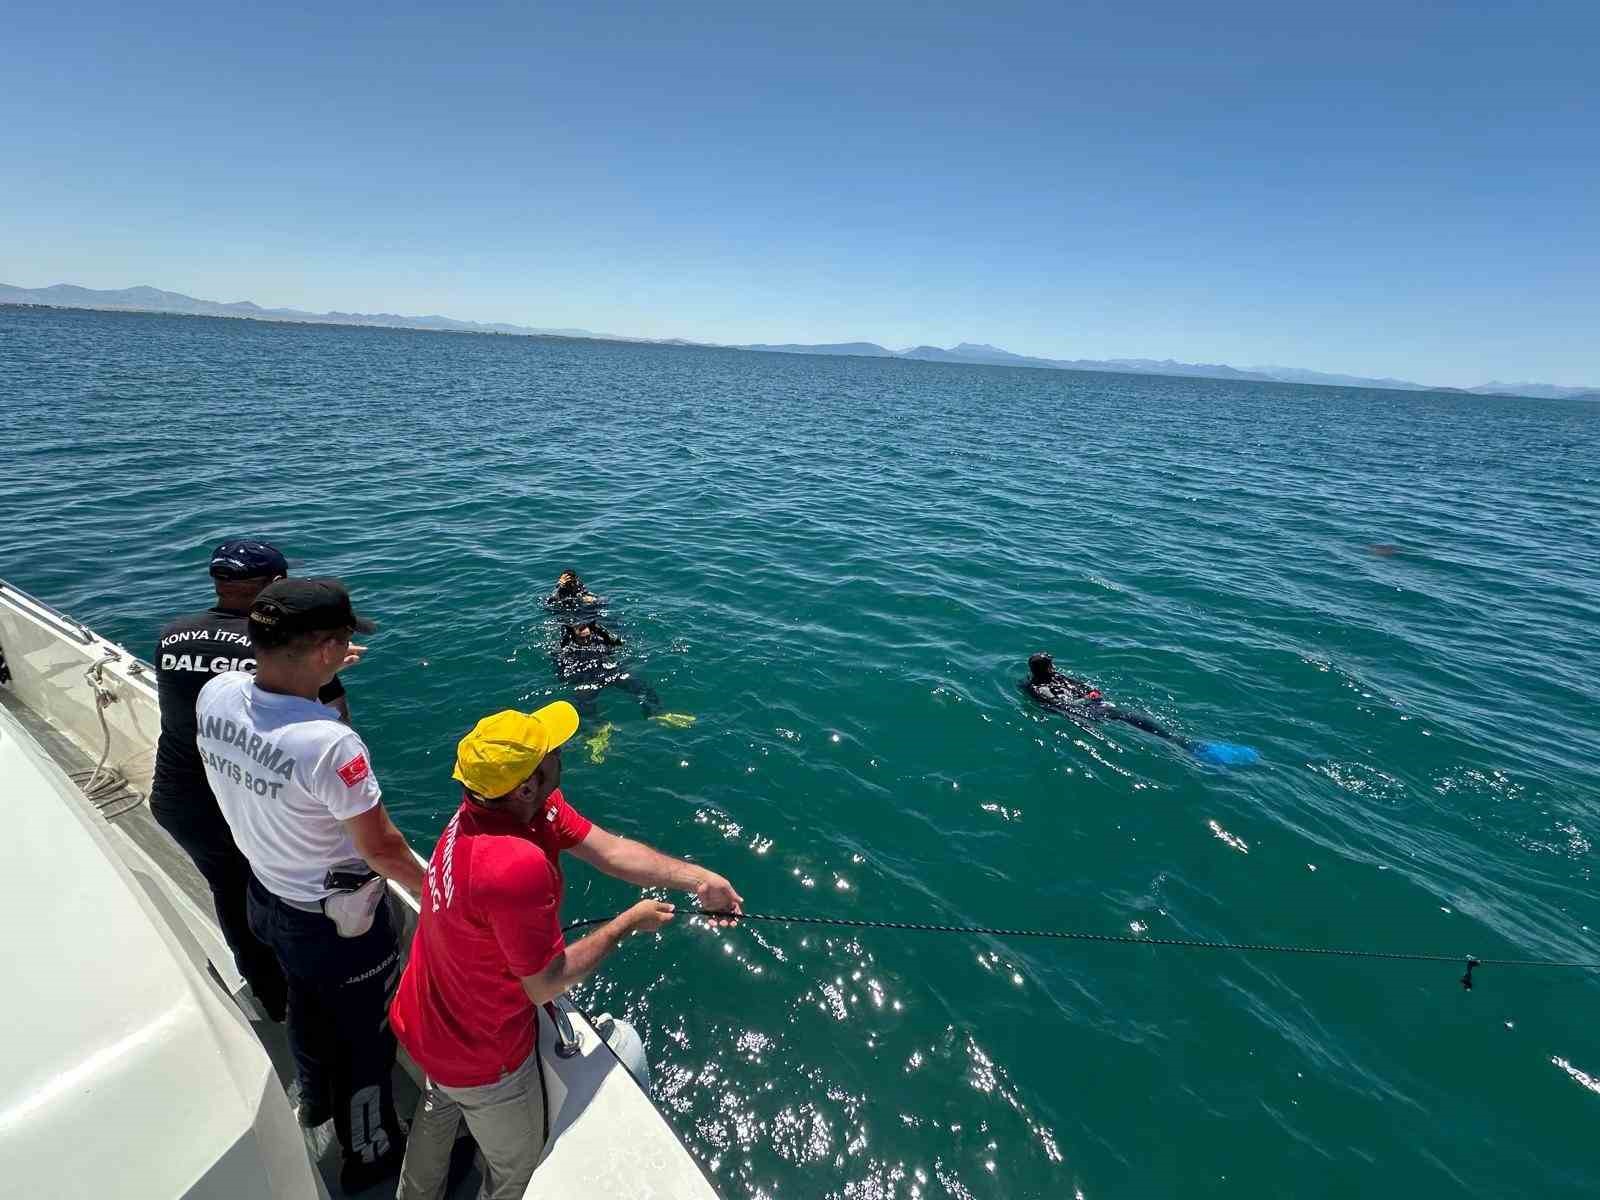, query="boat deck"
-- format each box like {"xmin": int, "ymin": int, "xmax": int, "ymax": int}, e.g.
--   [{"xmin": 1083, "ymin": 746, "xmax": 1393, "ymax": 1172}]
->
[{"xmin": 0, "ymin": 687, "xmax": 482, "ymax": 1199}]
